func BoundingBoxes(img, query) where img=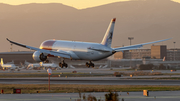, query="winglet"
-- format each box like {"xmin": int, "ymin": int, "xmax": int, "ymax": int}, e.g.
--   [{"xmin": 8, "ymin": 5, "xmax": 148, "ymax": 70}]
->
[
  {"xmin": 6, "ymin": 38, "xmax": 13, "ymax": 43},
  {"xmin": 6, "ymin": 38, "xmax": 27, "ymax": 48},
  {"xmin": 6, "ymin": 38, "xmax": 10, "ymax": 42}
]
